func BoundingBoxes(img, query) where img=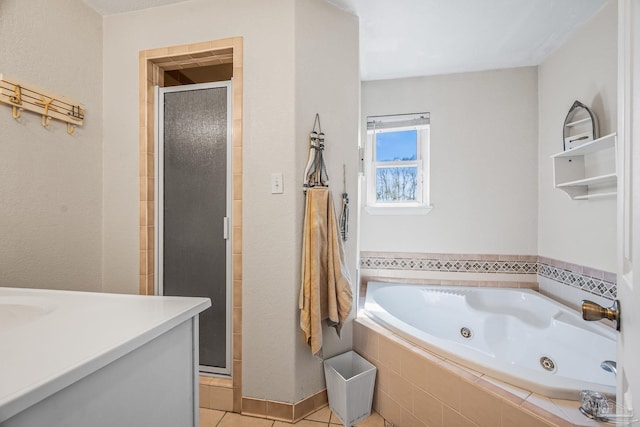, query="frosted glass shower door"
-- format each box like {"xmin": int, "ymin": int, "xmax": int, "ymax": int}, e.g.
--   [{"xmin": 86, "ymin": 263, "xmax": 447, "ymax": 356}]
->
[{"xmin": 156, "ymin": 82, "xmax": 232, "ymax": 375}]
